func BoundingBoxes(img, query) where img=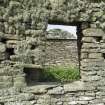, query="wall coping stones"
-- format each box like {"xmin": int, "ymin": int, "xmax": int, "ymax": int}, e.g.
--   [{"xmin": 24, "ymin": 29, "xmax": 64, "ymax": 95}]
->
[
  {"xmin": 20, "ymin": 64, "xmax": 42, "ymax": 69},
  {"xmin": 22, "ymin": 83, "xmax": 59, "ymax": 94},
  {"xmin": 21, "ymin": 81, "xmax": 96, "ymax": 95}
]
